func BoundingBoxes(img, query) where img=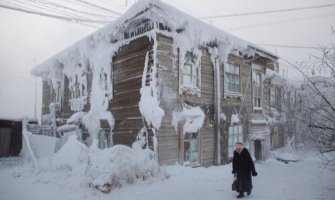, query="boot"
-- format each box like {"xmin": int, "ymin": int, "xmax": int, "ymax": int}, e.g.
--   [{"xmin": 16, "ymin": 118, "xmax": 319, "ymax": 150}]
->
[
  {"xmin": 247, "ymin": 190, "xmax": 251, "ymax": 195},
  {"xmin": 237, "ymin": 192, "xmax": 244, "ymax": 198}
]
